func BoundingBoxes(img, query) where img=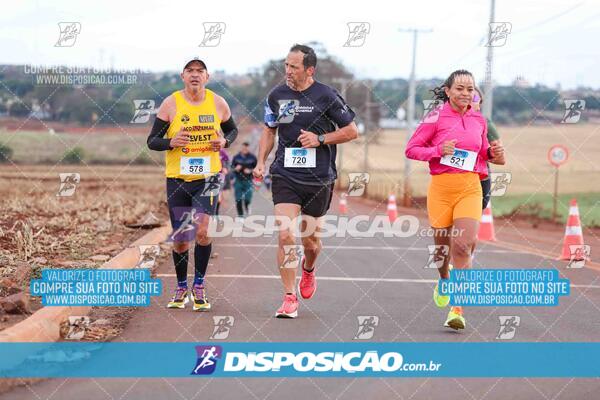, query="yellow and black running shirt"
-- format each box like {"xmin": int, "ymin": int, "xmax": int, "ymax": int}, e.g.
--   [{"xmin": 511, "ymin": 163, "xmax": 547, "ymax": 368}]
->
[{"xmin": 165, "ymin": 89, "xmax": 222, "ymax": 181}]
